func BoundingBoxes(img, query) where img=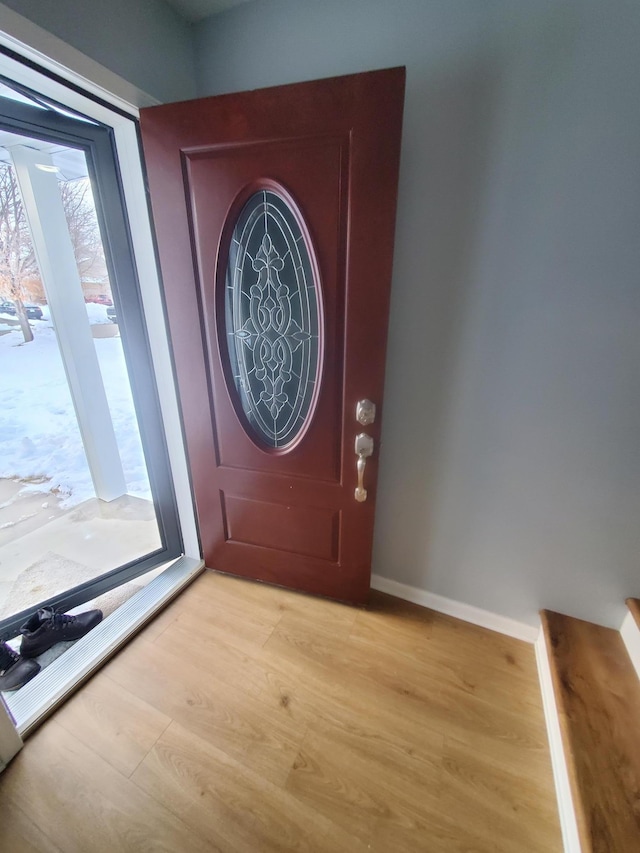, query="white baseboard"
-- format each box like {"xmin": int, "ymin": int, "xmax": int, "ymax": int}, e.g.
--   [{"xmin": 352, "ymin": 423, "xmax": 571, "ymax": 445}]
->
[
  {"xmin": 534, "ymin": 631, "xmax": 582, "ymax": 852},
  {"xmin": 620, "ymin": 610, "xmax": 640, "ymax": 681},
  {"xmin": 370, "ymin": 574, "xmax": 539, "ymax": 643}
]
